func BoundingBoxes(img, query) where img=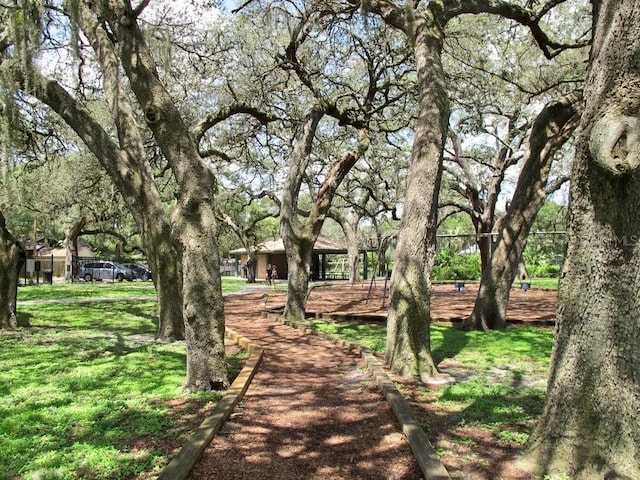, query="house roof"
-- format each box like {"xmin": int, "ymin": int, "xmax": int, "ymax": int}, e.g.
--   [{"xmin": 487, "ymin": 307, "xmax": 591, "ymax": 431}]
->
[{"xmin": 230, "ymin": 236, "xmax": 348, "ymax": 255}]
